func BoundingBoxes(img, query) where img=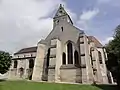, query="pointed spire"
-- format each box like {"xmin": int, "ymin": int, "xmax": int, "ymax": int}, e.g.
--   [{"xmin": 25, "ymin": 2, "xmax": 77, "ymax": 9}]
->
[
  {"xmin": 54, "ymin": 4, "xmax": 68, "ymax": 18},
  {"xmin": 53, "ymin": 4, "xmax": 73, "ymax": 26}
]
